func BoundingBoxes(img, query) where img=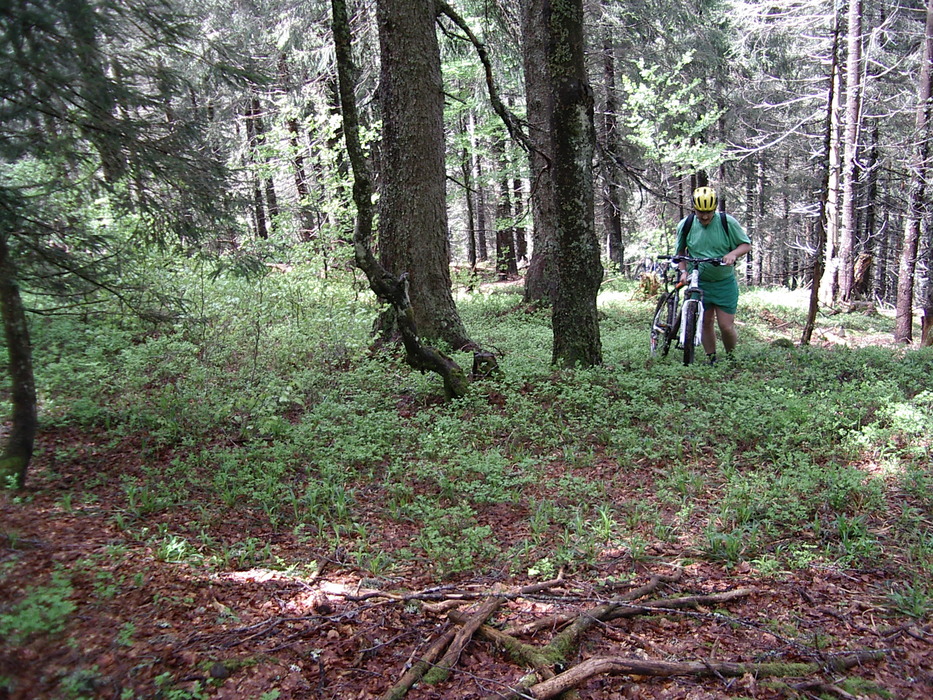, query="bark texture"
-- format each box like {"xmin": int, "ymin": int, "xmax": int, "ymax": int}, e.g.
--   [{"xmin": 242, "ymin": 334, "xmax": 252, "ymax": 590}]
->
[
  {"xmin": 521, "ymin": 0, "xmax": 559, "ymax": 305},
  {"xmin": 375, "ymin": 0, "xmax": 468, "ymax": 348},
  {"xmin": 897, "ymin": 0, "xmax": 933, "ymax": 343},
  {"xmin": 803, "ymin": 17, "xmax": 841, "ymax": 345},
  {"xmin": 0, "ymin": 235, "xmax": 37, "ymax": 488},
  {"xmin": 546, "ymin": 0, "xmax": 603, "ymax": 366},
  {"xmin": 838, "ymin": 0, "xmax": 863, "ymax": 302},
  {"xmin": 332, "ymin": 0, "xmax": 469, "ymax": 398}
]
